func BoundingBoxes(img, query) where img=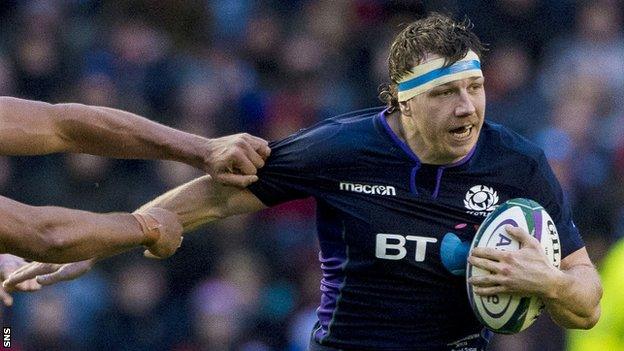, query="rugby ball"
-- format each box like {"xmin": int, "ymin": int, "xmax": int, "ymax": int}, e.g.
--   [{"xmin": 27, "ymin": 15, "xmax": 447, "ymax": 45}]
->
[{"xmin": 466, "ymin": 198, "xmax": 561, "ymax": 334}]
